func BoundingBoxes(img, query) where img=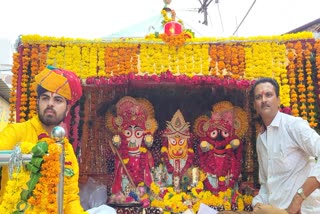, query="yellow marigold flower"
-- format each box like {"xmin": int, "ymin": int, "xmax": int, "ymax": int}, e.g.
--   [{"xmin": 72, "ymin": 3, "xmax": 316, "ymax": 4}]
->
[
  {"xmin": 243, "ymin": 195, "xmax": 253, "ymax": 205},
  {"xmin": 167, "ymin": 187, "xmax": 174, "ymax": 193},
  {"xmin": 224, "ymin": 200, "xmax": 231, "ymax": 210},
  {"xmin": 237, "ymin": 198, "xmax": 245, "ymax": 211},
  {"xmin": 123, "ymin": 158, "xmax": 129, "ymax": 164},
  {"xmin": 218, "ymin": 176, "xmax": 226, "ymax": 182},
  {"xmin": 150, "ymin": 182, "xmax": 160, "ymax": 195},
  {"xmin": 161, "ymin": 146, "xmax": 168, "ymax": 153},
  {"xmin": 140, "ymin": 147, "xmax": 147, "ymax": 153}
]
